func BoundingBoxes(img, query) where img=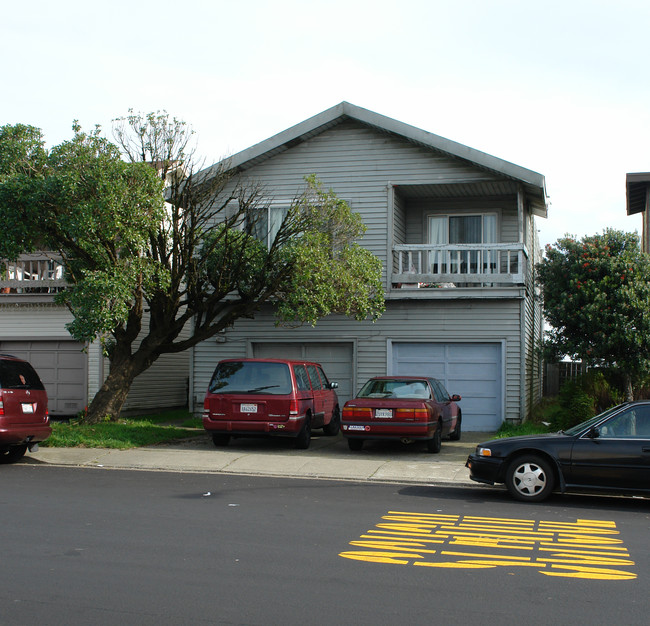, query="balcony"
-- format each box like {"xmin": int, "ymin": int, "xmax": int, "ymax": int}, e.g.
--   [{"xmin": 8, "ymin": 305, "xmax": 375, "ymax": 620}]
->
[
  {"xmin": 392, "ymin": 243, "xmax": 527, "ymax": 289},
  {"xmin": 1, "ymin": 254, "xmax": 67, "ymax": 297}
]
